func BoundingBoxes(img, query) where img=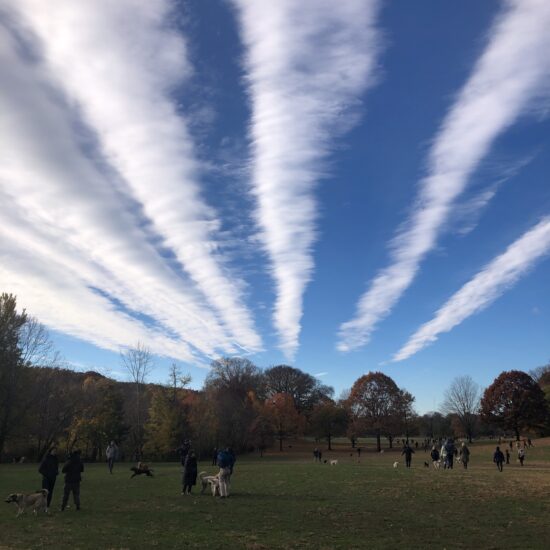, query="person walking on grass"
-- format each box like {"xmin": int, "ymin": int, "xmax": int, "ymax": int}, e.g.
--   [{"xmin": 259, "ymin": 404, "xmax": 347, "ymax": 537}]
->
[
  {"xmin": 518, "ymin": 448, "xmax": 525, "ymax": 467},
  {"xmin": 443, "ymin": 439, "xmax": 456, "ymax": 470},
  {"xmin": 459, "ymin": 442, "xmax": 470, "ymax": 470},
  {"xmin": 105, "ymin": 441, "xmax": 118, "ymax": 474},
  {"xmin": 38, "ymin": 446, "xmax": 58, "ymax": 511},
  {"xmin": 430, "ymin": 446, "xmax": 440, "ymax": 467},
  {"xmin": 402, "ymin": 443, "xmax": 414, "ymax": 468},
  {"xmin": 182, "ymin": 450, "xmax": 198, "ymax": 495},
  {"xmin": 493, "ymin": 446, "xmax": 505, "ymax": 472},
  {"xmin": 61, "ymin": 450, "xmax": 84, "ymax": 511},
  {"xmin": 505, "ymin": 449, "xmax": 510, "ymax": 465}
]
